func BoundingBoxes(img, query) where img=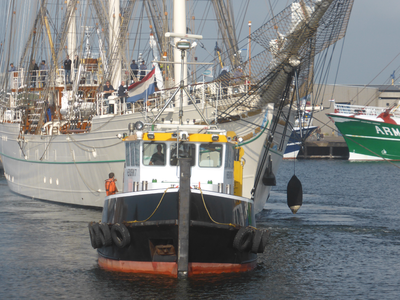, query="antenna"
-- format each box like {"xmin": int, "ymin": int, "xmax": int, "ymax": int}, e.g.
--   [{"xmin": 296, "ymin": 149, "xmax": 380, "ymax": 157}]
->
[{"xmin": 165, "ymin": 32, "xmax": 203, "ymax": 40}]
